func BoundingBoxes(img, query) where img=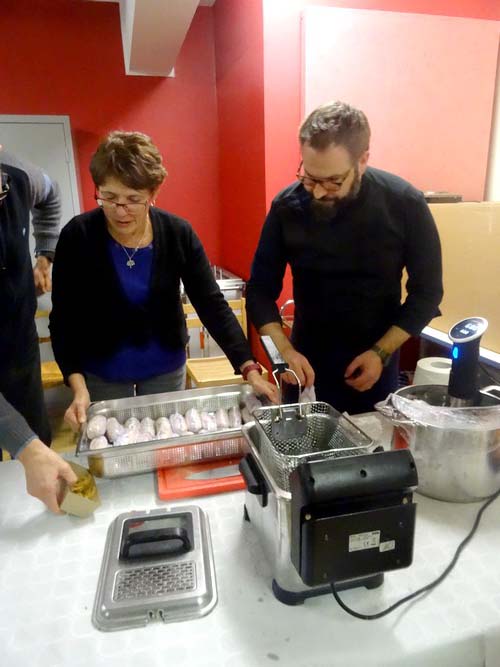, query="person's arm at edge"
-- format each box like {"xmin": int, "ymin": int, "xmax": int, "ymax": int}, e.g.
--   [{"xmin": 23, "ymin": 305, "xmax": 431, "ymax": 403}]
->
[
  {"xmin": 0, "ymin": 393, "xmax": 77, "ymax": 512},
  {"xmin": 1, "ymin": 151, "xmax": 62, "ymax": 293},
  {"xmin": 17, "ymin": 440, "xmax": 77, "ymax": 513}
]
